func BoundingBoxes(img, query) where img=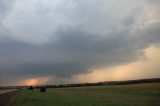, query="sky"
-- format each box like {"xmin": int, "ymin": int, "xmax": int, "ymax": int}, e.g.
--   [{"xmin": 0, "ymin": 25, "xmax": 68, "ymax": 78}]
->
[{"xmin": 0, "ymin": 0, "xmax": 160, "ymax": 86}]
